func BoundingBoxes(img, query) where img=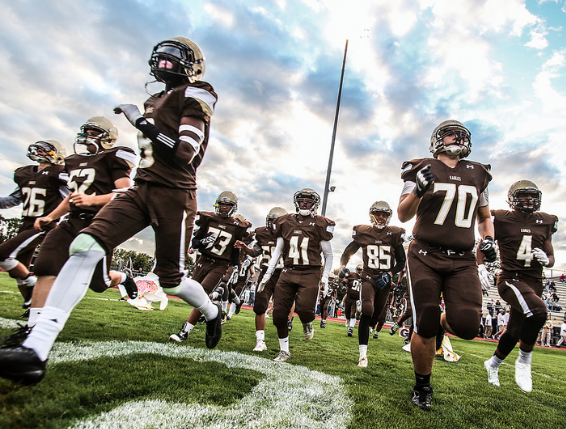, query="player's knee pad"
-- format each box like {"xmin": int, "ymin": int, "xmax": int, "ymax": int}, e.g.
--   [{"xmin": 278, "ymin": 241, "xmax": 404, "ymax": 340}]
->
[
  {"xmin": 0, "ymin": 257, "xmax": 19, "ymax": 272},
  {"xmin": 447, "ymin": 309, "xmax": 481, "ymax": 340},
  {"xmin": 69, "ymin": 234, "xmax": 105, "ymax": 256},
  {"xmin": 520, "ymin": 312, "xmax": 547, "ymax": 345}
]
